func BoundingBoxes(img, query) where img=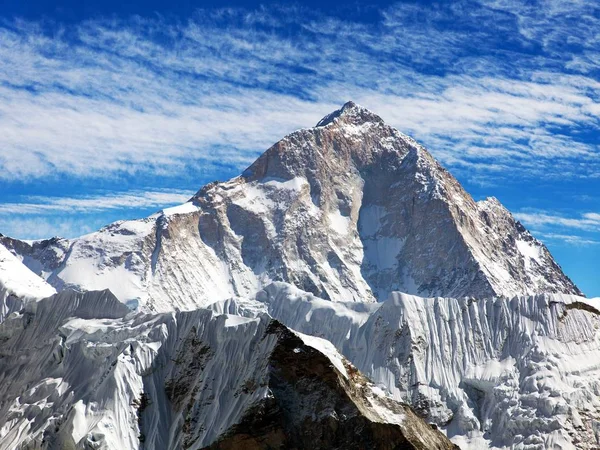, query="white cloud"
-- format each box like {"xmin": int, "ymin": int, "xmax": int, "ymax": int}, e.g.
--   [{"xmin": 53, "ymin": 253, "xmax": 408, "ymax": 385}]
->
[
  {"xmin": 515, "ymin": 211, "xmax": 600, "ymax": 231},
  {"xmin": 0, "ymin": 216, "xmax": 96, "ymax": 240},
  {"xmin": 533, "ymin": 232, "xmax": 599, "ymax": 246},
  {"xmin": 518, "ymin": 208, "xmax": 600, "ymax": 246},
  {"xmin": 0, "ymin": 190, "xmax": 195, "ymax": 215},
  {"xmin": 0, "ymin": 2, "xmax": 599, "ymax": 184}
]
